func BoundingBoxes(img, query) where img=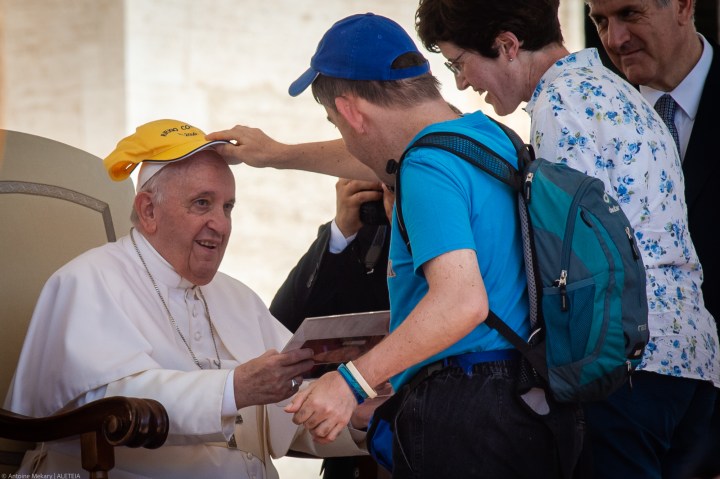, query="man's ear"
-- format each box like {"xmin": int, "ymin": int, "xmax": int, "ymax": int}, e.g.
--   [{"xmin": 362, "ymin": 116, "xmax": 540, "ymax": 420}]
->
[
  {"xmin": 335, "ymin": 96, "xmax": 366, "ymax": 134},
  {"xmin": 676, "ymin": 0, "xmax": 695, "ymax": 25},
  {"xmin": 134, "ymin": 192, "xmax": 158, "ymax": 234},
  {"xmin": 495, "ymin": 31, "xmax": 521, "ymax": 61}
]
